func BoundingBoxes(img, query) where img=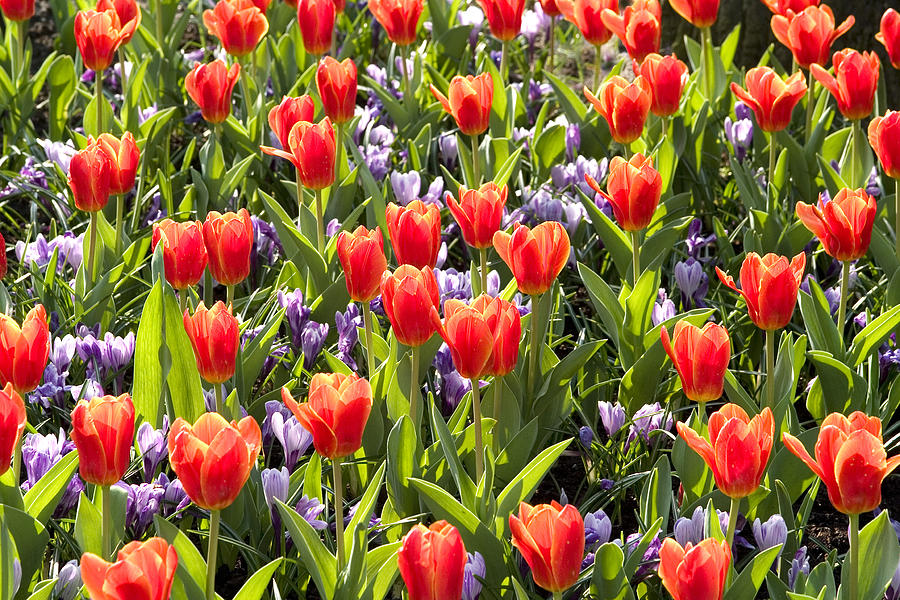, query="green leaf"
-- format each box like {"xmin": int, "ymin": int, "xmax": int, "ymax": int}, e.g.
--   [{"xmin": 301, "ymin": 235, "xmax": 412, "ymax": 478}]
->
[
  {"xmin": 276, "ymin": 500, "xmax": 336, "ymax": 600},
  {"xmin": 25, "ymin": 579, "xmax": 57, "ymax": 600},
  {"xmin": 23, "ymin": 451, "xmax": 79, "ymax": 525},
  {"xmin": 590, "ymin": 543, "xmax": 634, "ymax": 600},
  {"xmin": 386, "ymin": 417, "xmax": 421, "ymax": 517},
  {"xmin": 545, "ymin": 71, "xmax": 587, "ymax": 123},
  {"xmin": 806, "ymin": 351, "xmax": 866, "ymax": 418},
  {"xmin": 428, "ymin": 399, "xmax": 476, "ymax": 507},
  {"xmin": 798, "ymin": 282, "xmax": 843, "ymax": 359},
  {"xmin": 344, "ymin": 463, "xmax": 385, "ymax": 551},
  {"xmin": 1, "ymin": 515, "xmax": 15, "ymax": 600},
  {"xmin": 233, "ymin": 558, "xmax": 282, "ymax": 600},
  {"xmin": 47, "ymin": 55, "xmax": 76, "ymax": 139},
  {"xmin": 580, "ymin": 194, "xmax": 632, "ymax": 281},
  {"xmin": 850, "ymin": 511, "xmax": 900, "ymax": 600},
  {"xmin": 495, "ymin": 439, "xmax": 571, "ymax": 531},
  {"xmin": 0, "ymin": 505, "xmax": 49, "ymax": 589},
  {"xmin": 577, "ymin": 262, "xmax": 623, "ymax": 351},
  {"xmin": 154, "ymin": 516, "xmax": 207, "ymax": 600},
  {"xmin": 639, "ymin": 456, "xmax": 672, "ymax": 533},
  {"xmin": 847, "ymin": 304, "xmax": 900, "ymax": 367},
  {"xmin": 74, "ymin": 492, "xmax": 102, "ymax": 557},
  {"xmin": 724, "ymin": 545, "xmax": 782, "ymax": 600}
]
